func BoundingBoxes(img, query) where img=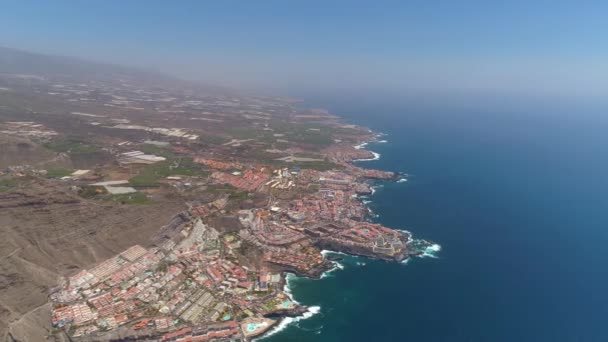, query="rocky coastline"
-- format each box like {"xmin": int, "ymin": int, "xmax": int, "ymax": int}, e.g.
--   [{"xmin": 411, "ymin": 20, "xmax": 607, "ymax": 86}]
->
[{"xmin": 253, "ymin": 131, "xmax": 437, "ymax": 341}]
